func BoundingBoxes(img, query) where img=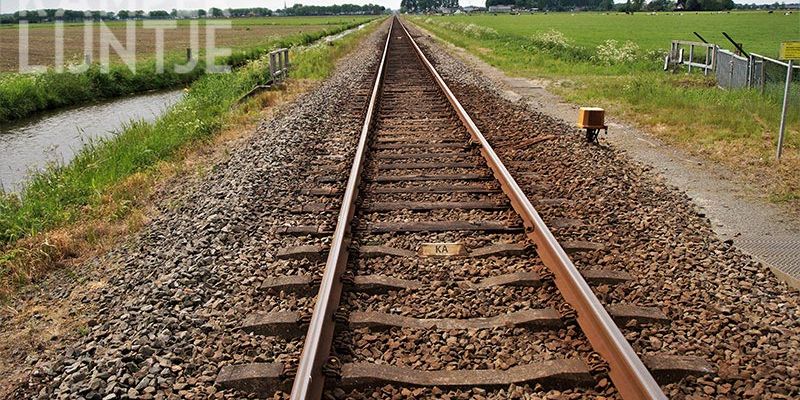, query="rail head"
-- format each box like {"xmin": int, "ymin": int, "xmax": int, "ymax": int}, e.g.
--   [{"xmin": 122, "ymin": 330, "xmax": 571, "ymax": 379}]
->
[
  {"xmin": 289, "ymin": 19, "xmax": 394, "ymax": 400},
  {"xmin": 396, "ymin": 18, "xmax": 667, "ymax": 400}
]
